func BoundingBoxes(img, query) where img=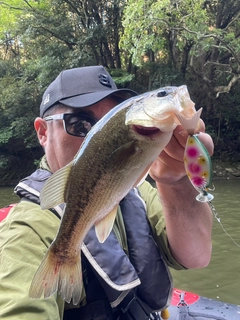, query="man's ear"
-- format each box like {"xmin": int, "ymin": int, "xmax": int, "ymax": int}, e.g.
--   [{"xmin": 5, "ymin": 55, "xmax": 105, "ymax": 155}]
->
[{"xmin": 34, "ymin": 117, "xmax": 47, "ymax": 146}]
